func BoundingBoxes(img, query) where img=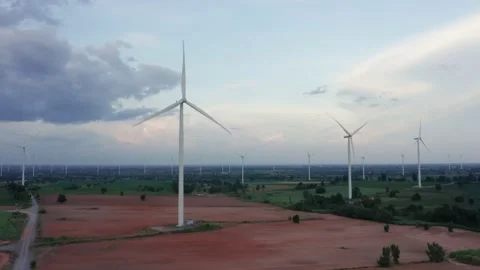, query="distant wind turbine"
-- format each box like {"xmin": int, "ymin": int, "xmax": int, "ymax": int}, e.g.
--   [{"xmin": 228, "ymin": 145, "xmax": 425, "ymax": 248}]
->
[
  {"xmin": 14, "ymin": 132, "xmax": 39, "ymax": 186},
  {"xmin": 401, "ymin": 154, "xmax": 405, "ymax": 176},
  {"xmin": 448, "ymin": 154, "xmax": 451, "ymax": 171},
  {"xmin": 361, "ymin": 156, "xmax": 366, "ymax": 181},
  {"xmin": 413, "ymin": 120, "xmax": 429, "ymax": 188},
  {"xmin": 133, "ymin": 41, "xmax": 231, "ymax": 227},
  {"xmin": 238, "ymin": 152, "xmax": 247, "ymax": 184},
  {"xmin": 329, "ymin": 115, "xmax": 368, "ymax": 199},
  {"xmin": 307, "ymin": 152, "xmax": 313, "ymax": 181},
  {"xmin": 460, "ymin": 154, "xmax": 463, "ymax": 170}
]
